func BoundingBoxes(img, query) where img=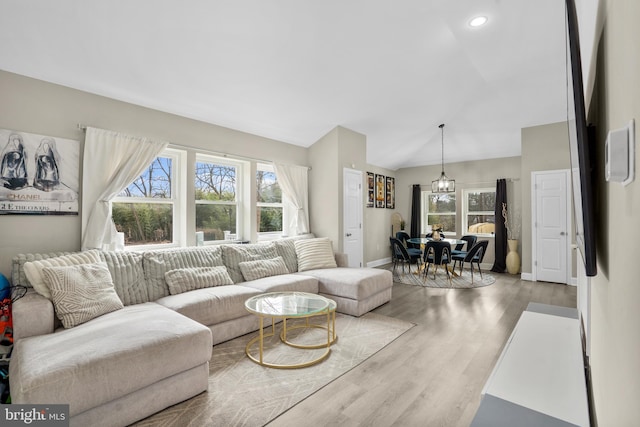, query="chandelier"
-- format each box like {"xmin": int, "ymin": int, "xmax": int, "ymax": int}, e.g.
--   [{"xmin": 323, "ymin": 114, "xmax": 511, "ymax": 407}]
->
[{"xmin": 431, "ymin": 123, "xmax": 455, "ymax": 193}]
